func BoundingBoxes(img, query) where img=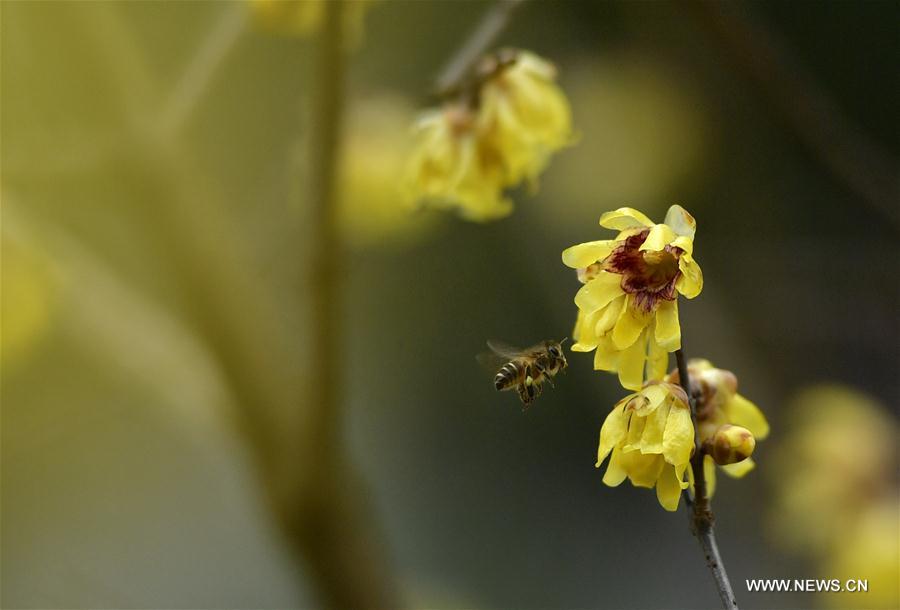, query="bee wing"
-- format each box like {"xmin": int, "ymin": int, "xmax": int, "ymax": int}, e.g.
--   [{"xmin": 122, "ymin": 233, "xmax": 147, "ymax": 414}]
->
[
  {"xmin": 476, "ymin": 349, "xmax": 509, "ymax": 372},
  {"xmin": 485, "ymin": 339, "xmax": 526, "ymax": 359}
]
